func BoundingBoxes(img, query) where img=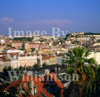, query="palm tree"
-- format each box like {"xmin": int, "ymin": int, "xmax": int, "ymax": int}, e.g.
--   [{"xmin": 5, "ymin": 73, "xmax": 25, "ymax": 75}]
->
[
  {"xmin": 82, "ymin": 65, "xmax": 100, "ymax": 97},
  {"xmin": 65, "ymin": 47, "xmax": 97, "ymax": 97}
]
